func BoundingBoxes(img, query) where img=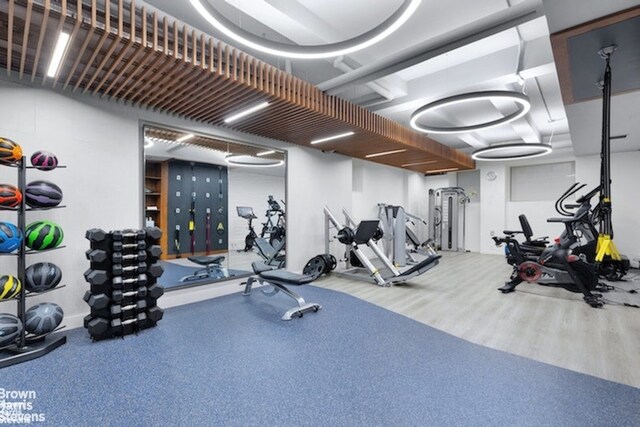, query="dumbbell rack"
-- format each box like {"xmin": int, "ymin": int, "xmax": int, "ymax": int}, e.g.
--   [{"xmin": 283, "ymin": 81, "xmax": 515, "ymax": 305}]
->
[
  {"xmin": 83, "ymin": 228, "xmax": 165, "ymax": 341},
  {"xmin": 0, "ymin": 157, "xmax": 67, "ymax": 369}
]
